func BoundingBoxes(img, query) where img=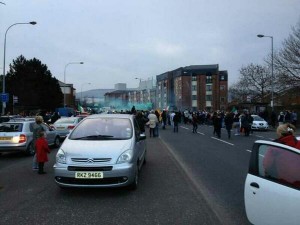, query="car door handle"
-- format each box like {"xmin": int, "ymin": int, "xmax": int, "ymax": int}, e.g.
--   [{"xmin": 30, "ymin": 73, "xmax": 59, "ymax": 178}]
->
[{"xmin": 250, "ymin": 182, "xmax": 259, "ymax": 189}]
